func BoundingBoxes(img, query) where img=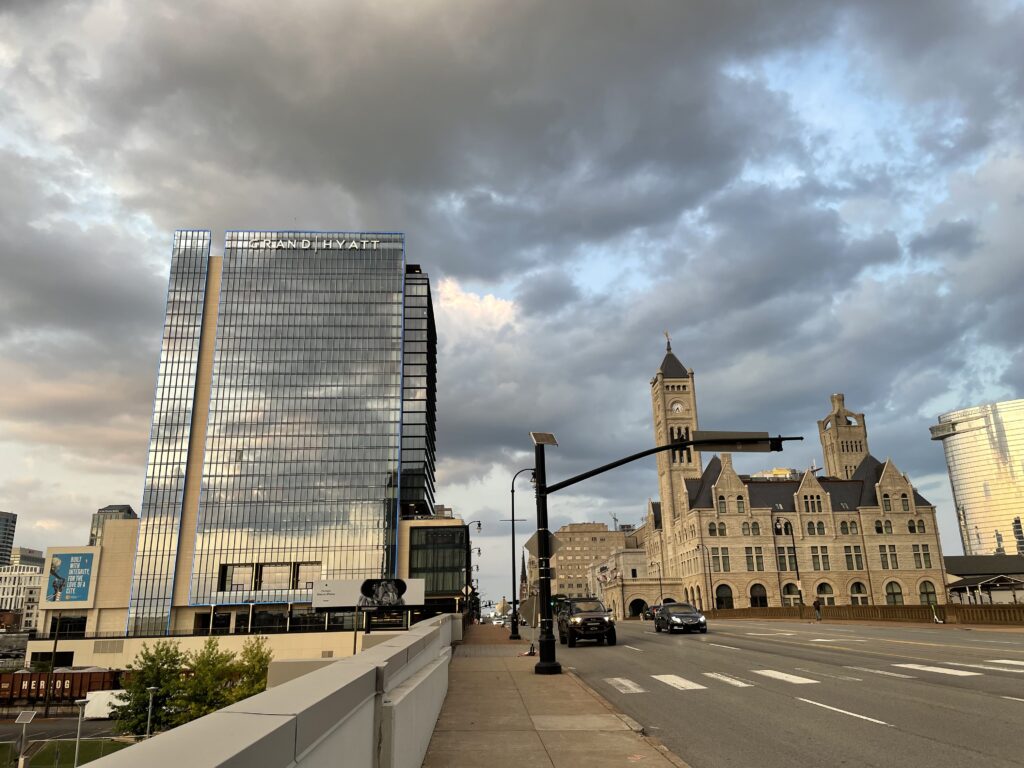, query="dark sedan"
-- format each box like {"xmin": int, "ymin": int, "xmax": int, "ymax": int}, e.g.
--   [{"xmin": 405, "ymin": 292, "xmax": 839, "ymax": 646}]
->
[{"xmin": 654, "ymin": 602, "xmax": 707, "ymax": 634}]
